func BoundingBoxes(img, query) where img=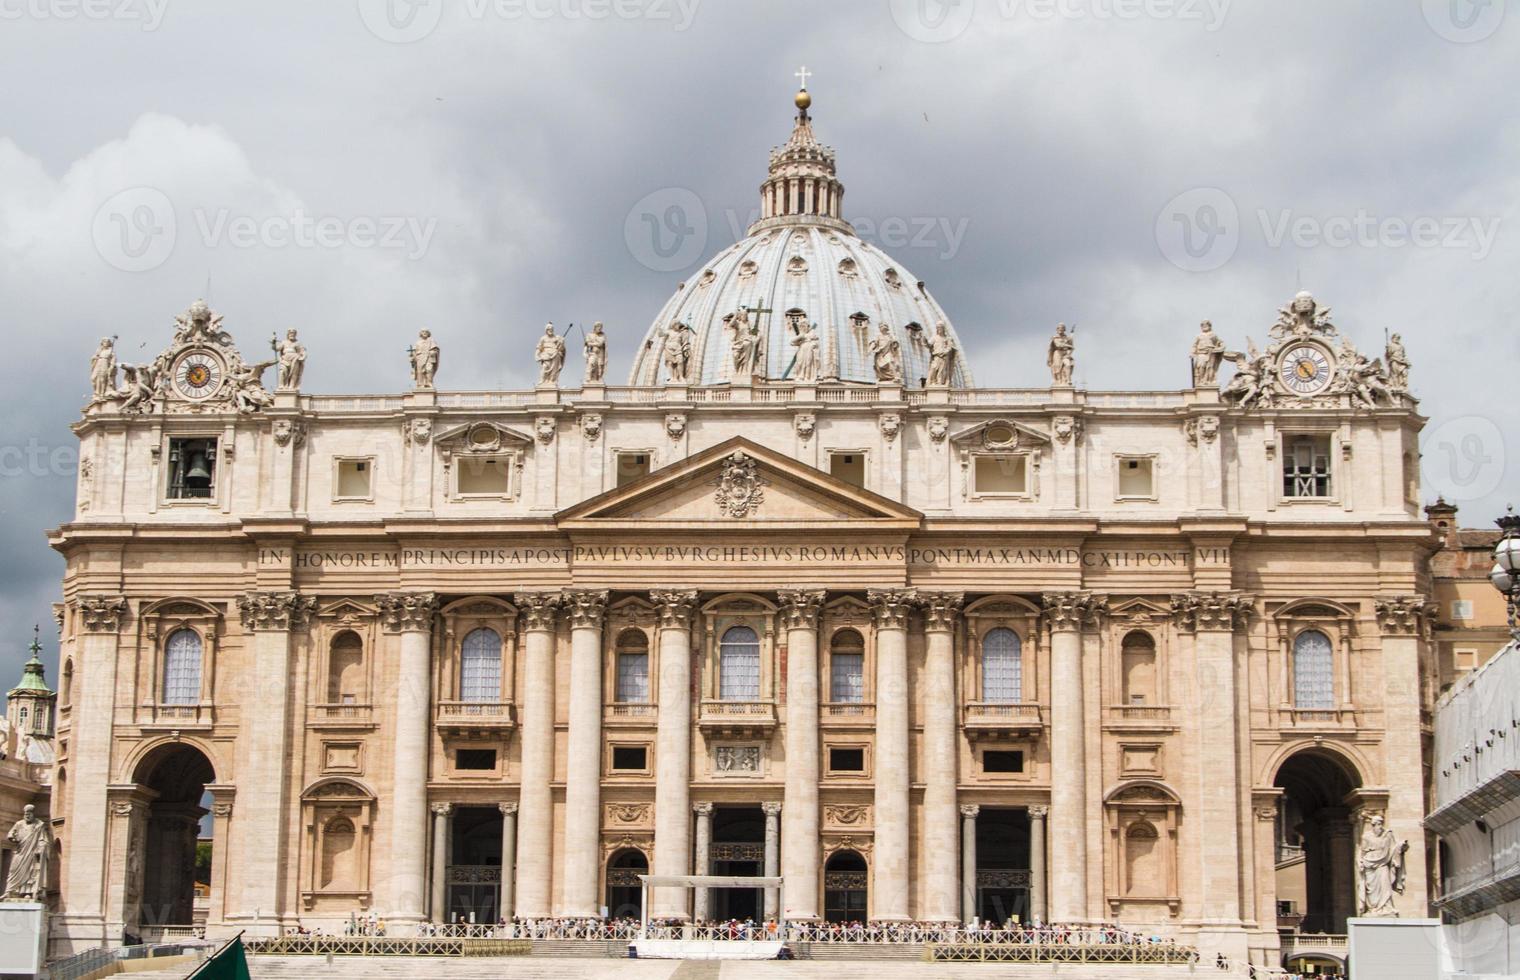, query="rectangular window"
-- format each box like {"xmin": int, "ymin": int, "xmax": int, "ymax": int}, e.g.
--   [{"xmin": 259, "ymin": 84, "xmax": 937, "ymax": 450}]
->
[
  {"xmin": 1116, "ymin": 456, "xmax": 1155, "ymax": 498},
  {"xmin": 335, "ymin": 458, "xmax": 373, "ymax": 500},
  {"xmin": 617, "ymin": 452, "xmax": 651, "ymax": 487},
  {"xmin": 1451, "ymin": 600, "xmax": 1474, "ymax": 621},
  {"xmin": 616, "ymin": 653, "xmax": 650, "ymax": 703},
  {"xmin": 982, "ymin": 750, "xmax": 1024, "ymax": 773},
  {"xmin": 1455, "ymin": 648, "xmax": 1477, "ymax": 673},
  {"xmin": 828, "ymin": 747, "xmax": 865, "ymax": 772},
  {"xmin": 1283, "ymin": 435, "xmax": 1332, "ymax": 498},
  {"xmin": 167, "ymin": 438, "xmax": 217, "ymax": 500},
  {"xmin": 455, "ymin": 749, "xmax": 497, "ymax": 771},
  {"xmin": 829, "ymin": 653, "xmax": 864, "ymax": 703},
  {"xmin": 611, "ymin": 745, "xmax": 648, "ymax": 771},
  {"xmin": 829, "ymin": 452, "xmax": 865, "ymax": 487},
  {"xmin": 974, "ymin": 455, "xmax": 1027, "ymax": 495},
  {"xmin": 457, "ymin": 455, "xmax": 512, "ymax": 497}
]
